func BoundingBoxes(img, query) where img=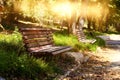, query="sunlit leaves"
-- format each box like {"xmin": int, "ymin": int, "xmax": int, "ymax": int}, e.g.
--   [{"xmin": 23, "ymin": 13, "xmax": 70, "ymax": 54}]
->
[{"xmin": 52, "ymin": 2, "xmax": 72, "ymax": 18}]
